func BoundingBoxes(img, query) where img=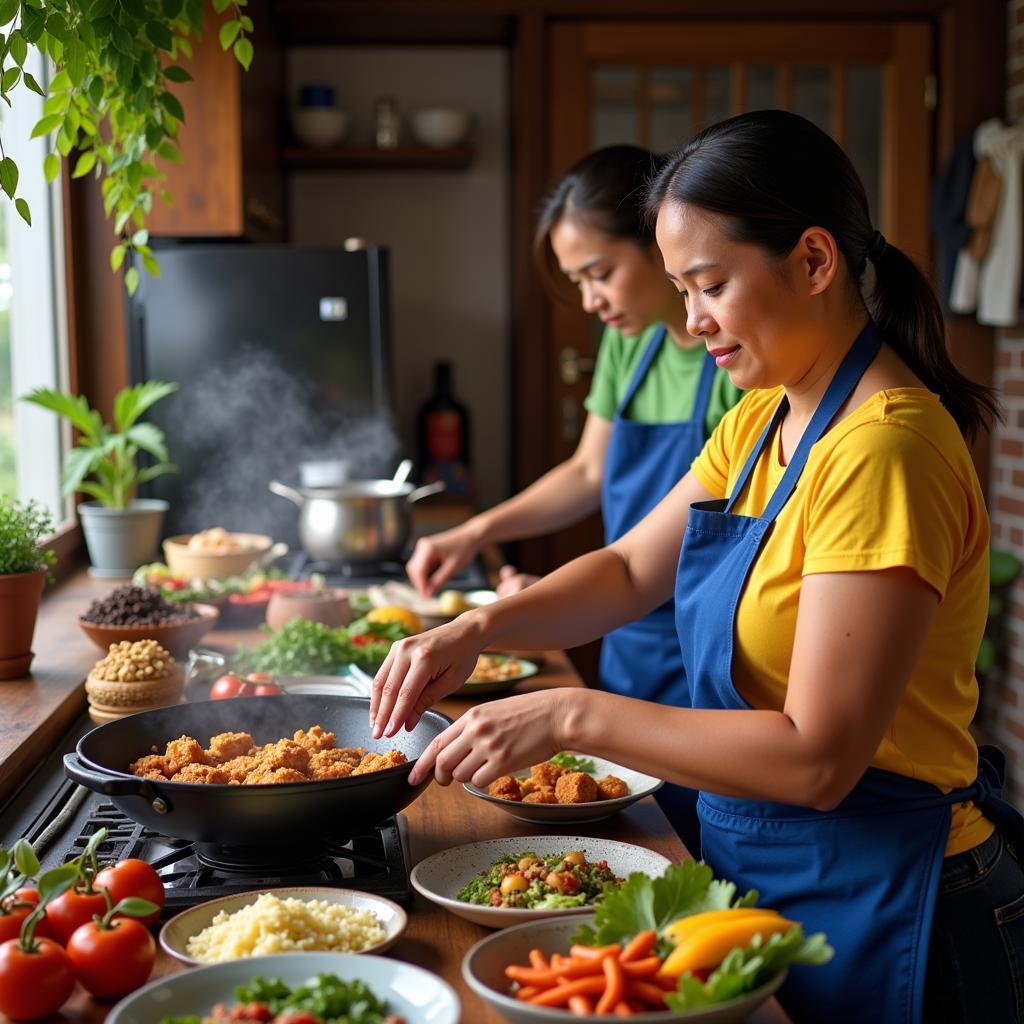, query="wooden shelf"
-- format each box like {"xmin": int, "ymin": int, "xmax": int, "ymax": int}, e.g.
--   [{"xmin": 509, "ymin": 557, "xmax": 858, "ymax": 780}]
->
[{"xmin": 282, "ymin": 144, "xmax": 475, "ymax": 170}]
